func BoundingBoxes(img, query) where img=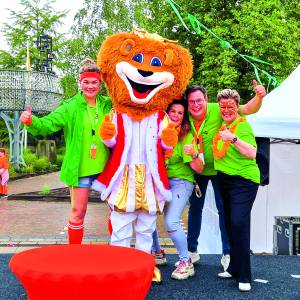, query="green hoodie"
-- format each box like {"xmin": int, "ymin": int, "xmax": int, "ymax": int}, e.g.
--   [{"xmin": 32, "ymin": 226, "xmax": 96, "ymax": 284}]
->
[{"xmin": 26, "ymin": 92, "xmax": 112, "ymax": 186}]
